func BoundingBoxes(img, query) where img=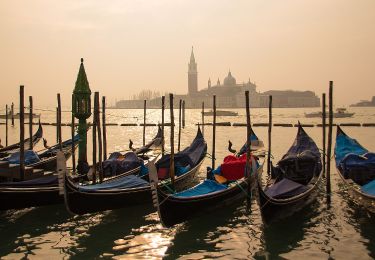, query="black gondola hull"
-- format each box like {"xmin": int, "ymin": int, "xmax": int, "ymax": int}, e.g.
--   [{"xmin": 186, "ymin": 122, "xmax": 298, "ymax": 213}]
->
[
  {"xmin": 64, "ymin": 158, "xmax": 203, "ymax": 215},
  {"xmin": 157, "ymin": 178, "xmax": 252, "ymax": 227},
  {"xmin": 257, "ymin": 178, "xmax": 321, "ymax": 223},
  {"xmin": 336, "ymin": 167, "xmax": 375, "ymax": 213},
  {"xmin": 0, "ymin": 187, "xmax": 62, "ymax": 210}
]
